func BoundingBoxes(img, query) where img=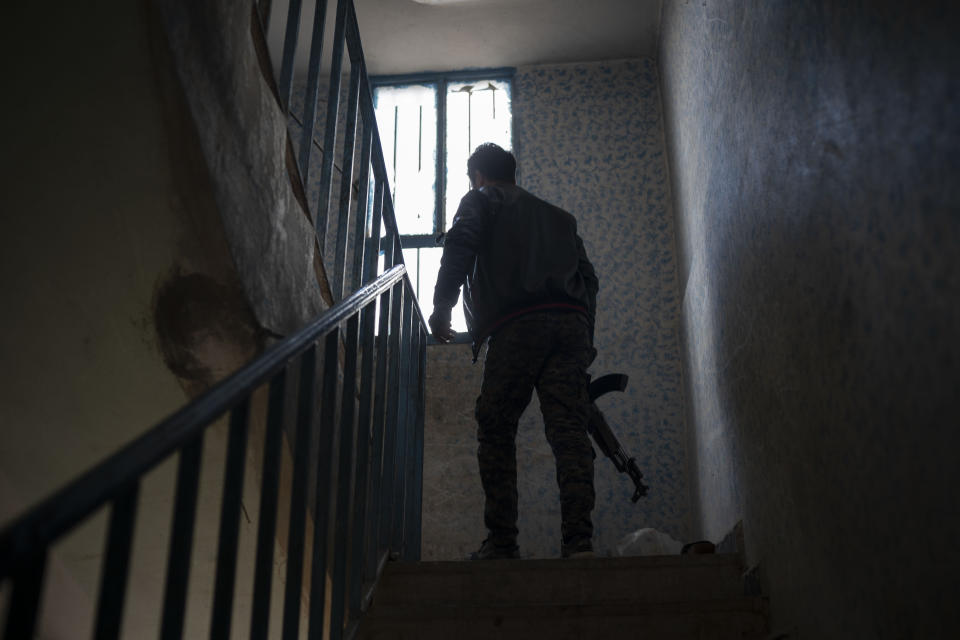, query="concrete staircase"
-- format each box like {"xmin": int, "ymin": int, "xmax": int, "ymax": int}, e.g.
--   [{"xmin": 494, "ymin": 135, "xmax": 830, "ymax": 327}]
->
[{"xmin": 356, "ymin": 553, "xmax": 769, "ymax": 639}]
